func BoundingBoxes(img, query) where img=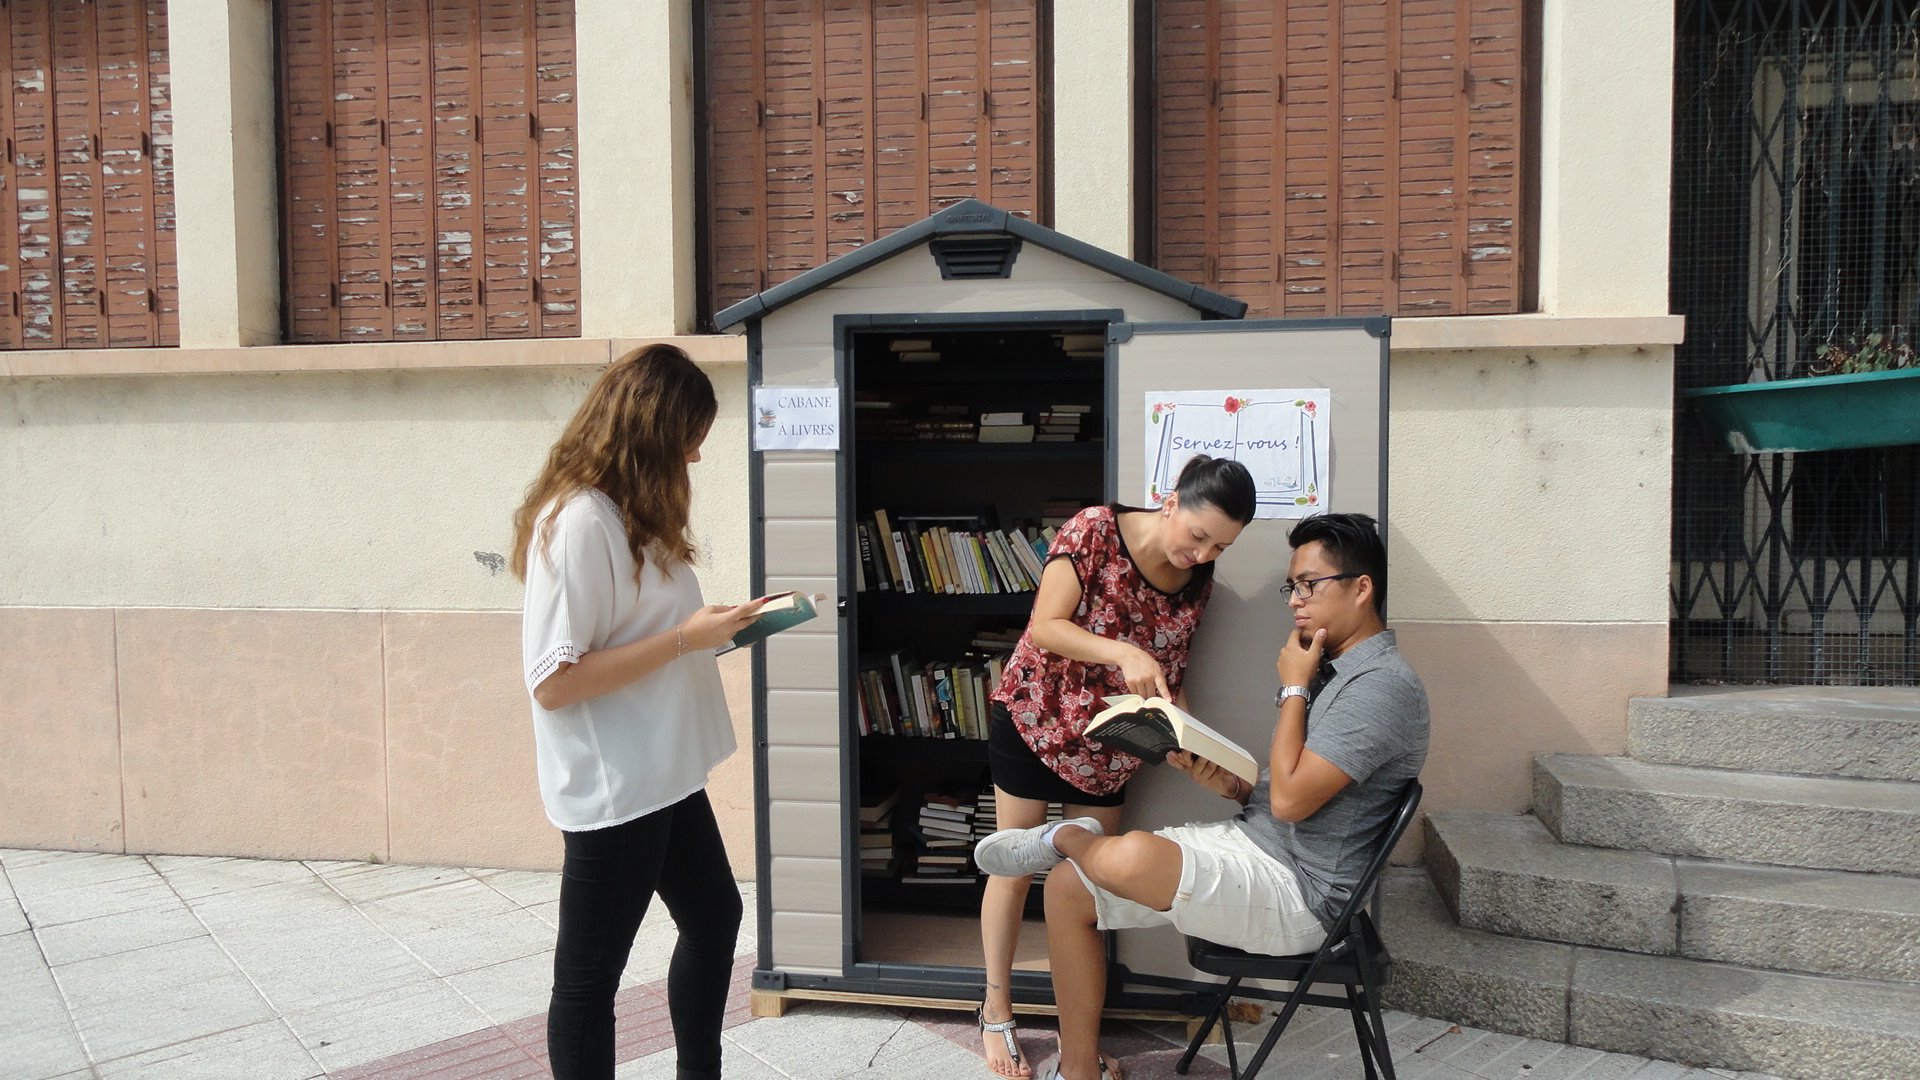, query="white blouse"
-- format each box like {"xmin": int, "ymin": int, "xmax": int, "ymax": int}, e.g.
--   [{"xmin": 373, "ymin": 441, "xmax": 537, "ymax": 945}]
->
[{"xmin": 521, "ymin": 489, "xmax": 736, "ymax": 831}]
